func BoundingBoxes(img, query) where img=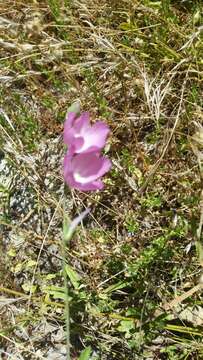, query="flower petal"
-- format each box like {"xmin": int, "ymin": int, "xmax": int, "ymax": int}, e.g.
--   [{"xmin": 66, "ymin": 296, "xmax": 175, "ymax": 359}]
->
[
  {"xmin": 74, "ymin": 180, "xmax": 104, "ymax": 191},
  {"xmin": 63, "ymin": 111, "xmax": 110, "ymax": 155},
  {"xmin": 74, "ymin": 112, "xmax": 90, "ymax": 132},
  {"xmin": 63, "ymin": 112, "xmax": 77, "ymax": 144},
  {"xmin": 78, "ymin": 122, "xmax": 110, "ymax": 153},
  {"xmin": 63, "ymin": 151, "xmax": 111, "ymax": 191},
  {"xmin": 72, "ymin": 153, "xmax": 111, "ymax": 183}
]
